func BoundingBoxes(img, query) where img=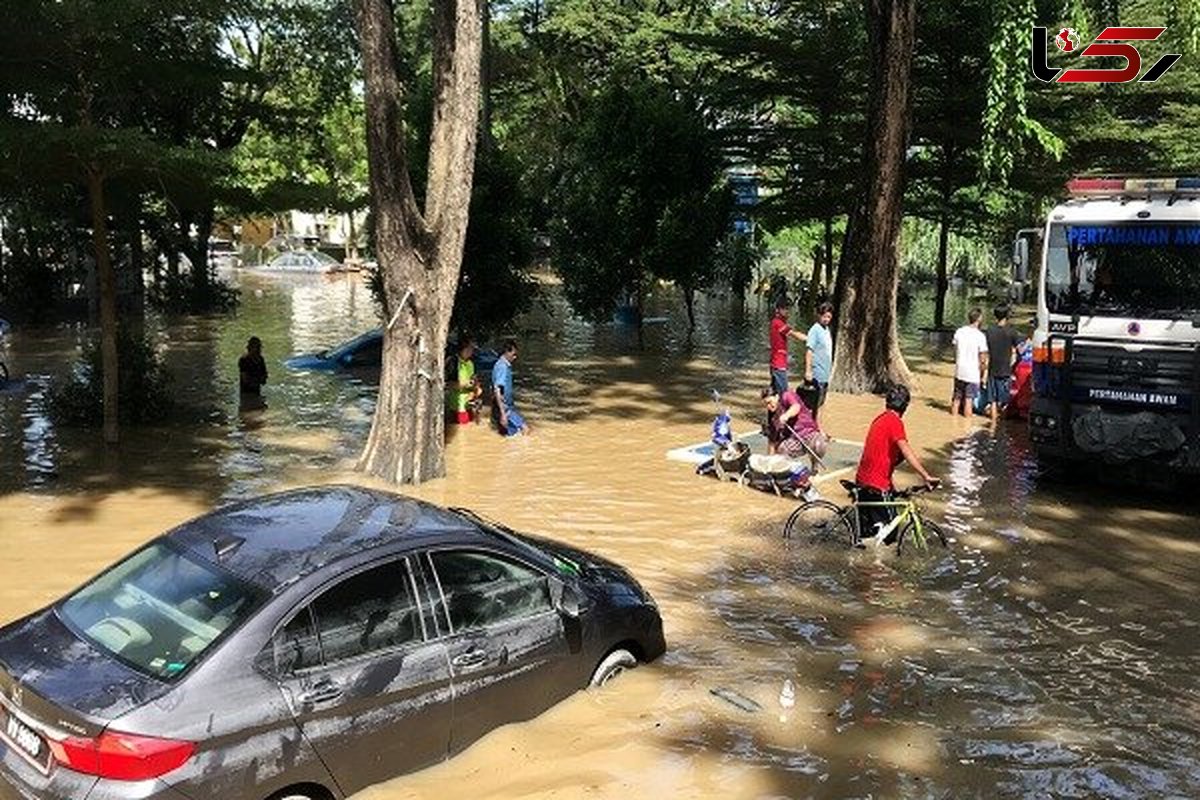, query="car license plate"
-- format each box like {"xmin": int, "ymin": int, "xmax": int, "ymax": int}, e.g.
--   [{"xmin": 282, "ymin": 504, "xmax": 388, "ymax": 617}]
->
[{"xmin": 0, "ymin": 706, "xmax": 49, "ymax": 772}]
